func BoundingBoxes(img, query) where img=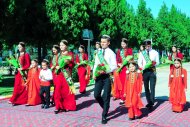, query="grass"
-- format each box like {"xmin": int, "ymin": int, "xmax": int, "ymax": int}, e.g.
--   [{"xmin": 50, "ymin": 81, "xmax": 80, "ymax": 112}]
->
[{"xmin": 0, "ymin": 76, "xmax": 14, "ymax": 96}]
